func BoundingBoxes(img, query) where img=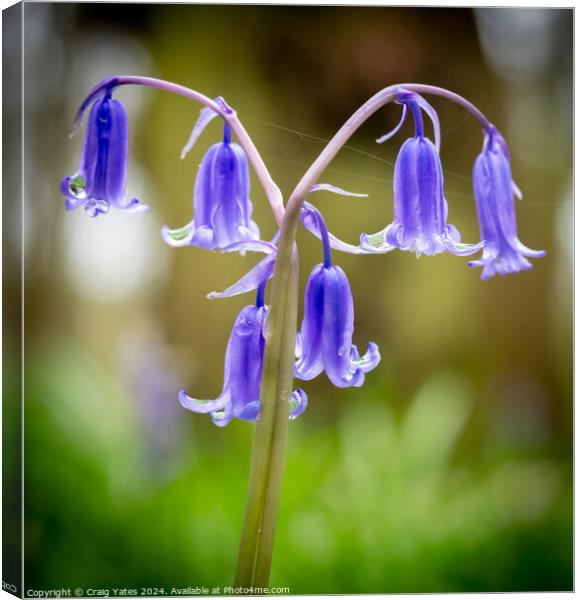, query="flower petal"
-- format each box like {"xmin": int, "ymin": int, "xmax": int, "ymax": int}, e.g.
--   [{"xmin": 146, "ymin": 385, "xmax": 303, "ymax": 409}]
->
[
  {"xmin": 442, "ymin": 236, "xmax": 485, "ymax": 257},
  {"xmin": 179, "ymin": 388, "xmax": 230, "ymax": 414},
  {"xmin": 121, "ymin": 197, "xmax": 149, "ymax": 214},
  {"xmin": 351, "ymin": 342, "xmax": 381, "ymax": 374},
  {"xmin": 161, "ymin": 221, "xmax": 196, "ymax": 247},
  {"xmin": 211, "ymin": 403, "xmax": 234, "ymax": 428},
  {"xmin": 359, "ymin": 228, "xmax": 397, "ymax": 253},
  {"xmin": 294, "ymin": 266, "xmax": 326, "ymax": 381},
  {"xmin": 514, "ymin": 239, "xmax": 546, "ymax": 259},
  {"xmin": 237, "ymin": 400, "xmax": 262, "ymax": 422}
]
